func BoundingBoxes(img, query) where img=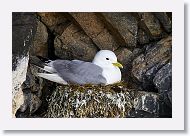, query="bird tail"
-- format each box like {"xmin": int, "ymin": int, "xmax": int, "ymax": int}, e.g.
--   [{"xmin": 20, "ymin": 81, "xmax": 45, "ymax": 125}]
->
[
  {"xmin": 29, "ymin": 56, "xmax": 47, "ymax": 68},
  {"xmin": 30, "ymin": 56, "xmax": 67, "ymax": 85},
  {"xmin": 30, "ymin": 56, "xmax": 56, "ymax": 73},
  {"xmin": 37, "ymin": 73, "xmax": 68, "ymax": 85}
]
